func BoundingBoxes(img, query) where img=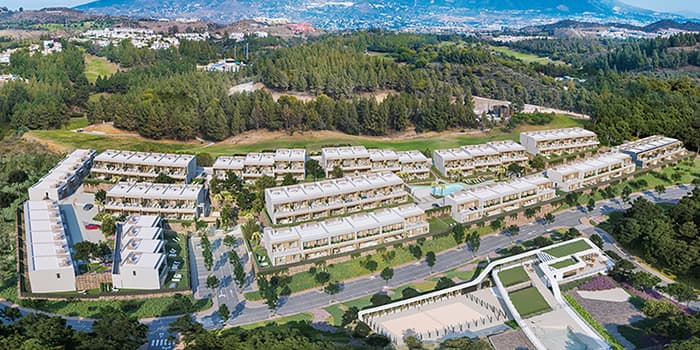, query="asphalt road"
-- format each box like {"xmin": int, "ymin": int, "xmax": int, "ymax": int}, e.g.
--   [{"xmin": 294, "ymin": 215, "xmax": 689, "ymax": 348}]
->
[{"xmin": 2, "ymin": 185, "xmax": 692, "ymax": 346}]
